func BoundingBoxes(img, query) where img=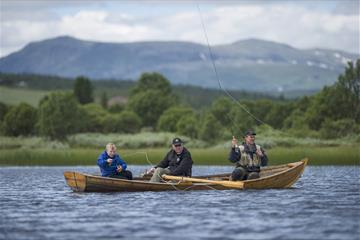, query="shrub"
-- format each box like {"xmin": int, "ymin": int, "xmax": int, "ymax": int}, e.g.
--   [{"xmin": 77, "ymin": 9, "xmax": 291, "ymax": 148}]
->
[
  {"xmin": 79, "ymin": 103, "xmax": 108, "ymax": 132},
  {"xmin": 198, "ymin": 113, "xmax": 223, "ymax": 143},
  {"xmin": 37, "ymin": 92, "xmax": 80, "ymax": 140},
  {"xmin": 128, "ymin": 90, "xmax": 175, "ymax": 127},
  {"xmin": 176, "ymin": 115, "xmax": 198, "ymax": 138},
  {"xmin": 319, "ymin": 118, "xmax": 359, "ymax": 139},
  {"xmin": 157, "ymin": 106, "xmax": 194, "ymax": 132},
  {"xmin": 103, "ymin": 111, "xmax": 142, "ymax": 133},
  {"xmin": 3, "ymin": 103, "xmax": 37, "ymax": 136}
]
